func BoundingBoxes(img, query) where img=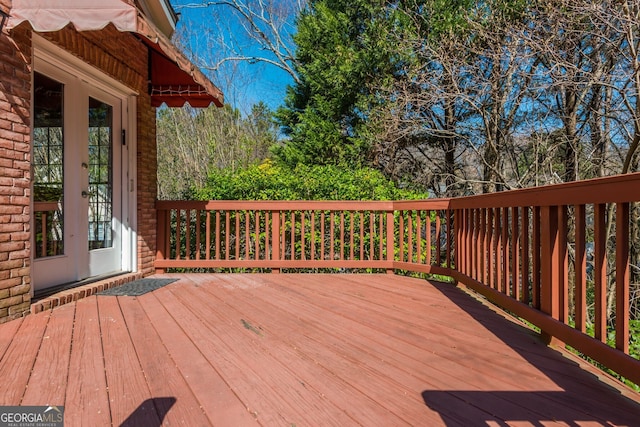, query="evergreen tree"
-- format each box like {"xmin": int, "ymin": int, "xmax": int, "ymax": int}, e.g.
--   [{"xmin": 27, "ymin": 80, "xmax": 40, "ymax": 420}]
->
[{"xmin": 274, "ymin": 0, "xmax": 414, "ymax": 168}]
